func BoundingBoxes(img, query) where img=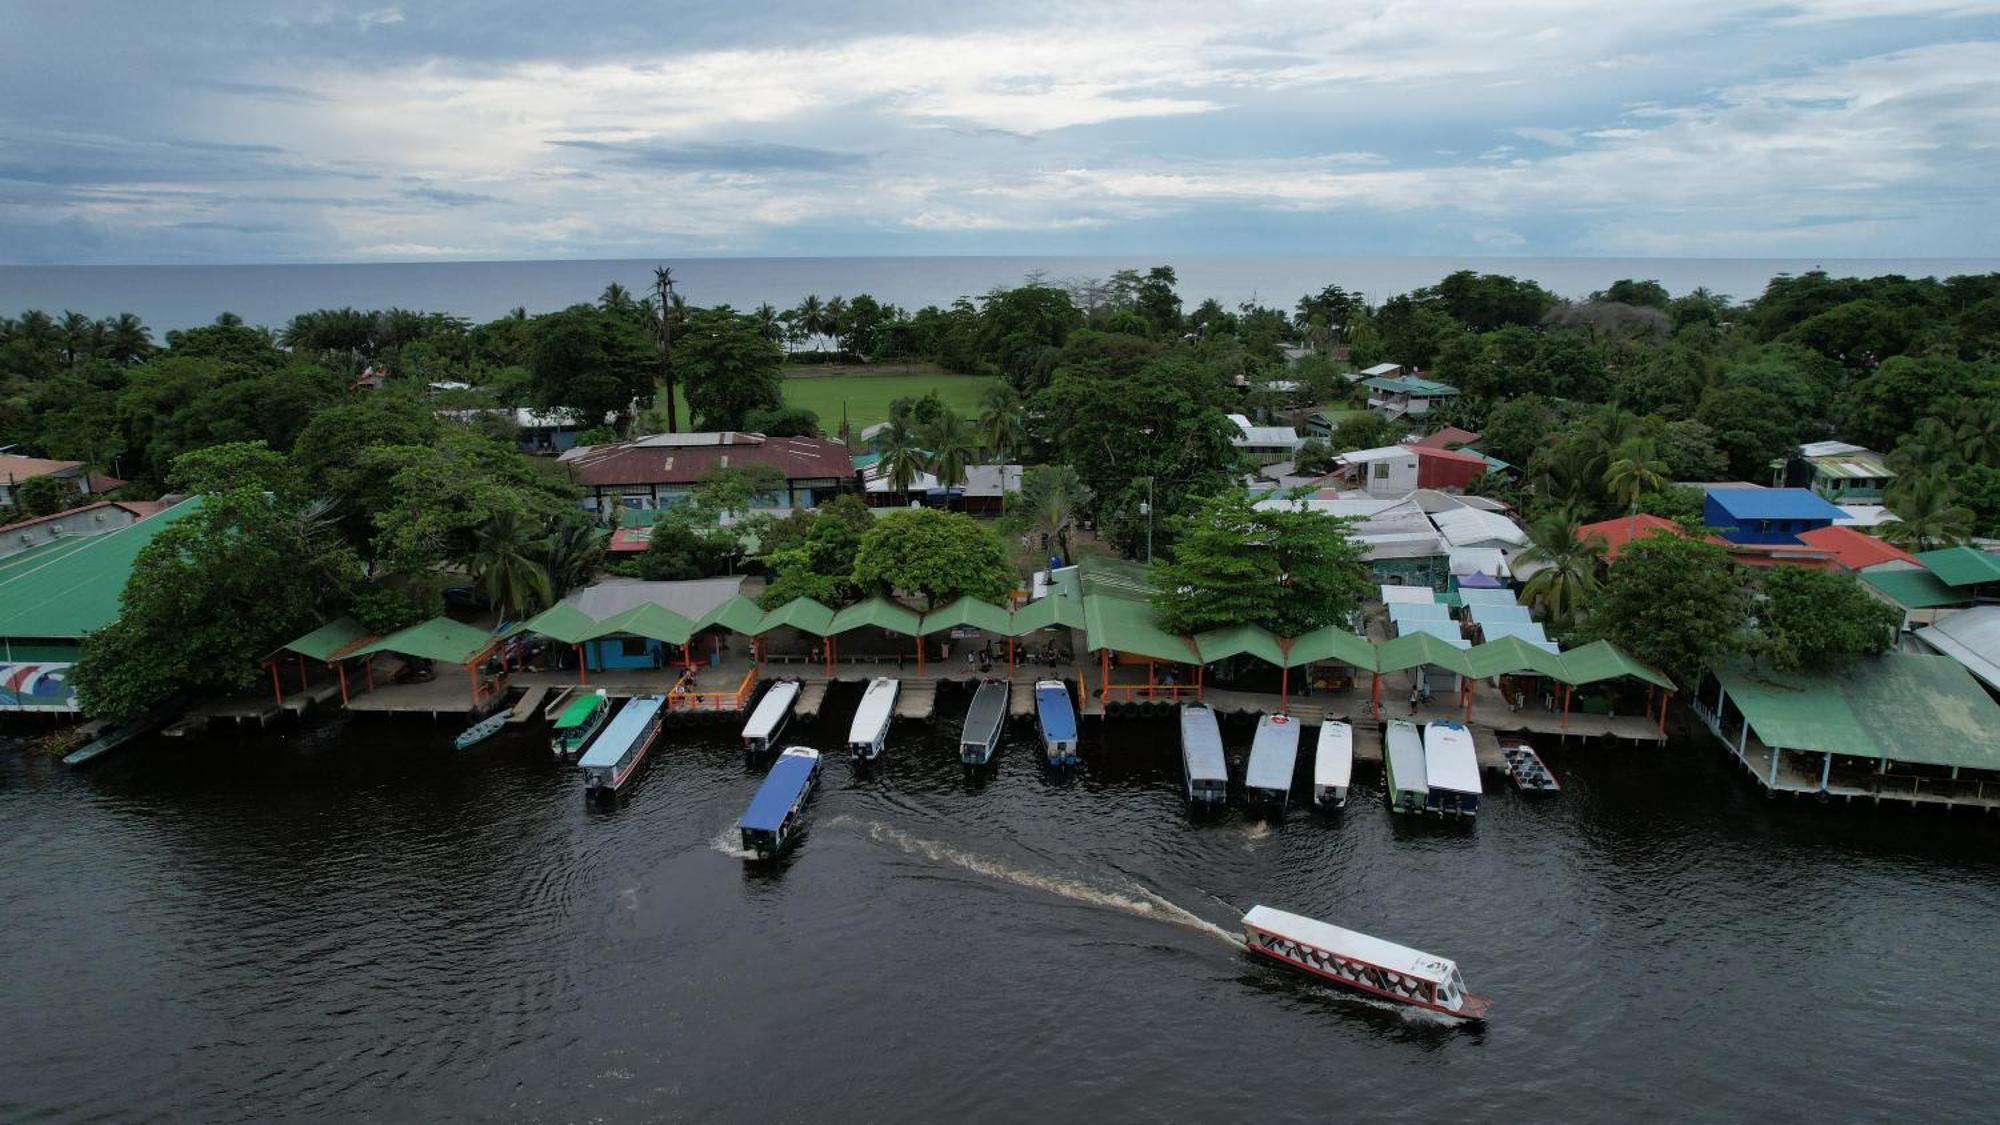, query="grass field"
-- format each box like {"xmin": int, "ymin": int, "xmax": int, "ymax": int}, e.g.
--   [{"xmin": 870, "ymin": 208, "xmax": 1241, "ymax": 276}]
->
[{"xmin": 779, "ymin": 362, "xmax": 1000, "ymax": 431}]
